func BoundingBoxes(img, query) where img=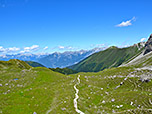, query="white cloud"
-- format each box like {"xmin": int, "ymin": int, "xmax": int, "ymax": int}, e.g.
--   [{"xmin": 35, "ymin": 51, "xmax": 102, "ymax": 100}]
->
[
  {"xmin": 123, "ymin": 45, "xmax": 129, "ymax": 48},
  {"xmin": 8, "ymin": 47, "xmax": 20, "ymax": 52},
  {"xmin": 0, "ymin": 46, "xmax": 20, "ymax": 53},
  {"xmin": 116, "ymin": 17, "xmax": 136, "ymax": 27},
  {"xmin": 24, "ymin": 47, "xmax": 30, "ymax": 50},
  {"xmin": 0, "ymin": 46, "xmax": 5, "ymax": 52},
  {"xmin": 43, "ymin": 46, "xmax": 48, "ymax": 50},
  {"xmin": 58, "ymin": 46, "xmax": 76, "ymax": 50},
  {"xmin": 140, "ymin": 38, "xmax": 146, "ymax": 42},
  {"xmin": 24, "ymin": 45, "xmax": 39, "ymax": 51},
  {"xmin": 67, "ymin": 46, "xmax": 74, "ymax": 49},
  {"xmin": 19, "ymin": 45, "xmax": 39, "ymax": 53},
  {"xmin": 51, "ymin": 46, "xmax": 76, "ymax": 51},
  {"xmin": 20, "ymin": 50, "xmax": 30, "ymax": 53},
  {"xmin": 119, "ymin": 44, "xmax": 130, "ymax": 48},
  {"xmin": 19, "ymin": 51, "xmax": 25, "ymax": 53},
  {"xmin": 116, "ymin": 20, "xmax": 132, "ymax": 27},
  {"xmin": 58, "ymin": 46, "xmax": 65, "ymax": 49},
  {"xmin": 31, "ymin": 45, "xmax": 39, "ymax": 50}
]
